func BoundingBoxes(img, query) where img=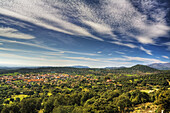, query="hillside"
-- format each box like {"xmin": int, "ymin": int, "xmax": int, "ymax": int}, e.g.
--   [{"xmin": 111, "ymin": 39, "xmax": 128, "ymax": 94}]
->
[
  {"xmin": 115, "ymin": 64, "xmax": 159, "ymax": 73},
  {"xmin": 129, "ymin": 64, "xmax": 158, "ymax": 72}
]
